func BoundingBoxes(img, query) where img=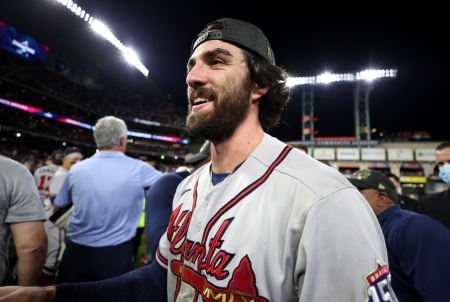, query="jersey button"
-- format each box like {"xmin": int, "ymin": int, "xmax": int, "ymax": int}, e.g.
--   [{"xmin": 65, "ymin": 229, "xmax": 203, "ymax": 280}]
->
[{"xmin": 197, "ymin": 223, "xmax": 201, "ymax": 232}]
